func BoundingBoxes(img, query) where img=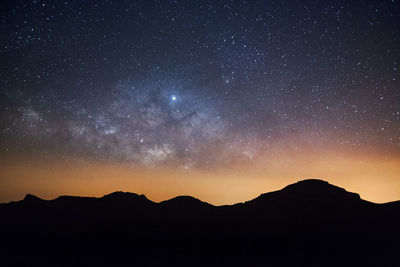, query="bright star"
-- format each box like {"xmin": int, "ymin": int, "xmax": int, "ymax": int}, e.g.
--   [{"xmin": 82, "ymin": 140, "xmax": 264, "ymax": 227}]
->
[{"xmin": 171, "ymin": 95, "xmax": 177, "ymax": 101}]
